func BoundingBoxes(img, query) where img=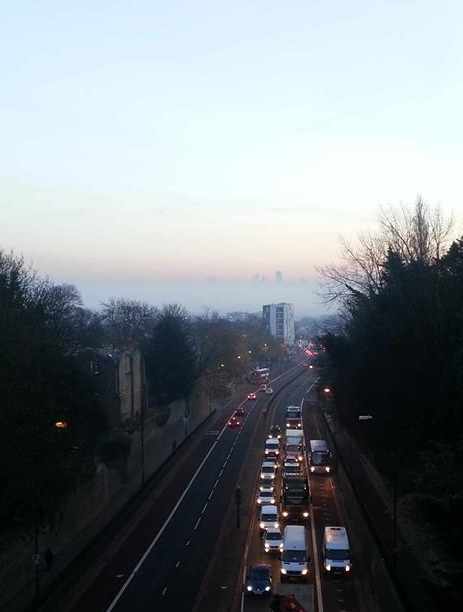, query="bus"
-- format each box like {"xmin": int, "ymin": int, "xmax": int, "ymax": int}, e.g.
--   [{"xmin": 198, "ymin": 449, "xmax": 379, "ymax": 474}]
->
[{"xmin": 307, "ymin": 439, "xmax": 333, "ymax": 474}]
